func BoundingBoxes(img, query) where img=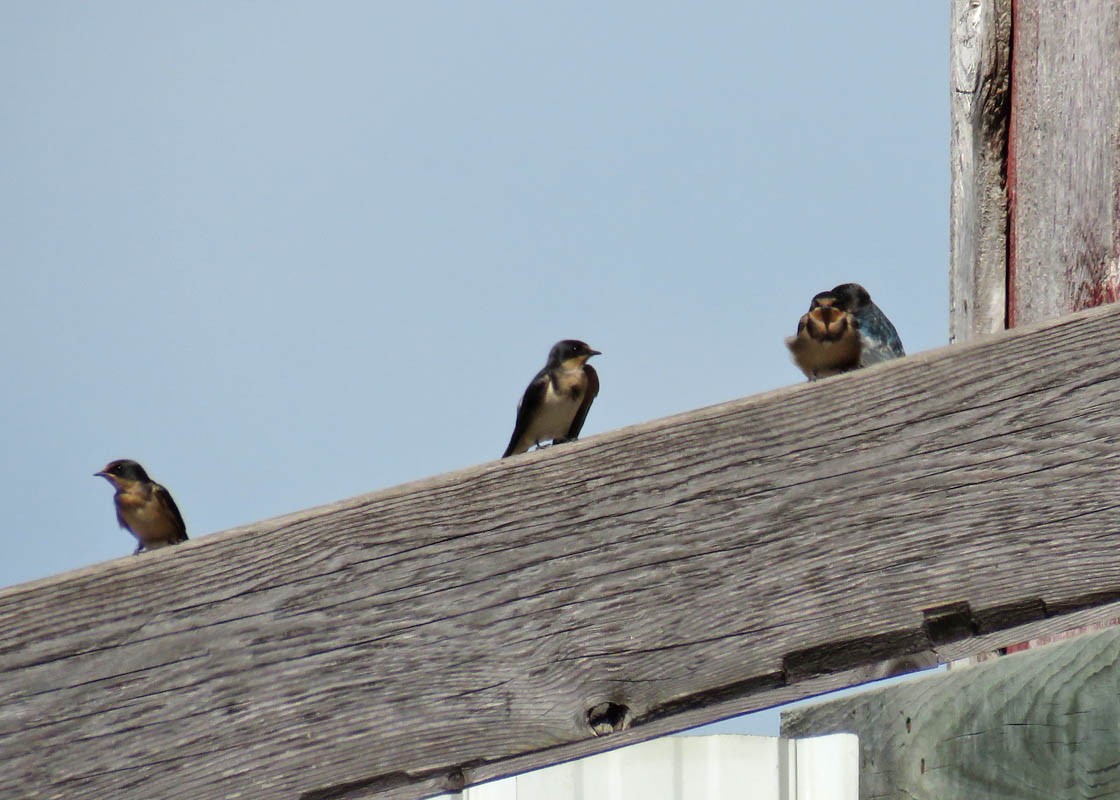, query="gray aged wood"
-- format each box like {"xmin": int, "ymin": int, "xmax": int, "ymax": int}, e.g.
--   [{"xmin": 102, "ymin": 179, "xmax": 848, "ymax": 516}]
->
[
  {"xmin": 1010, "ymin": 0, "xmax": 1120, "ymax": 325},
  {"xmin": 950, "ymin": 0, "xmax": 1012, "ymax": 342},
  {"xmin": 6, "ymin": 304, "xmax": 1120, "ymax": 800},
  {"xmin": 783, "ymin": 627, "xmax": 1120, "ymax": 800}
]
